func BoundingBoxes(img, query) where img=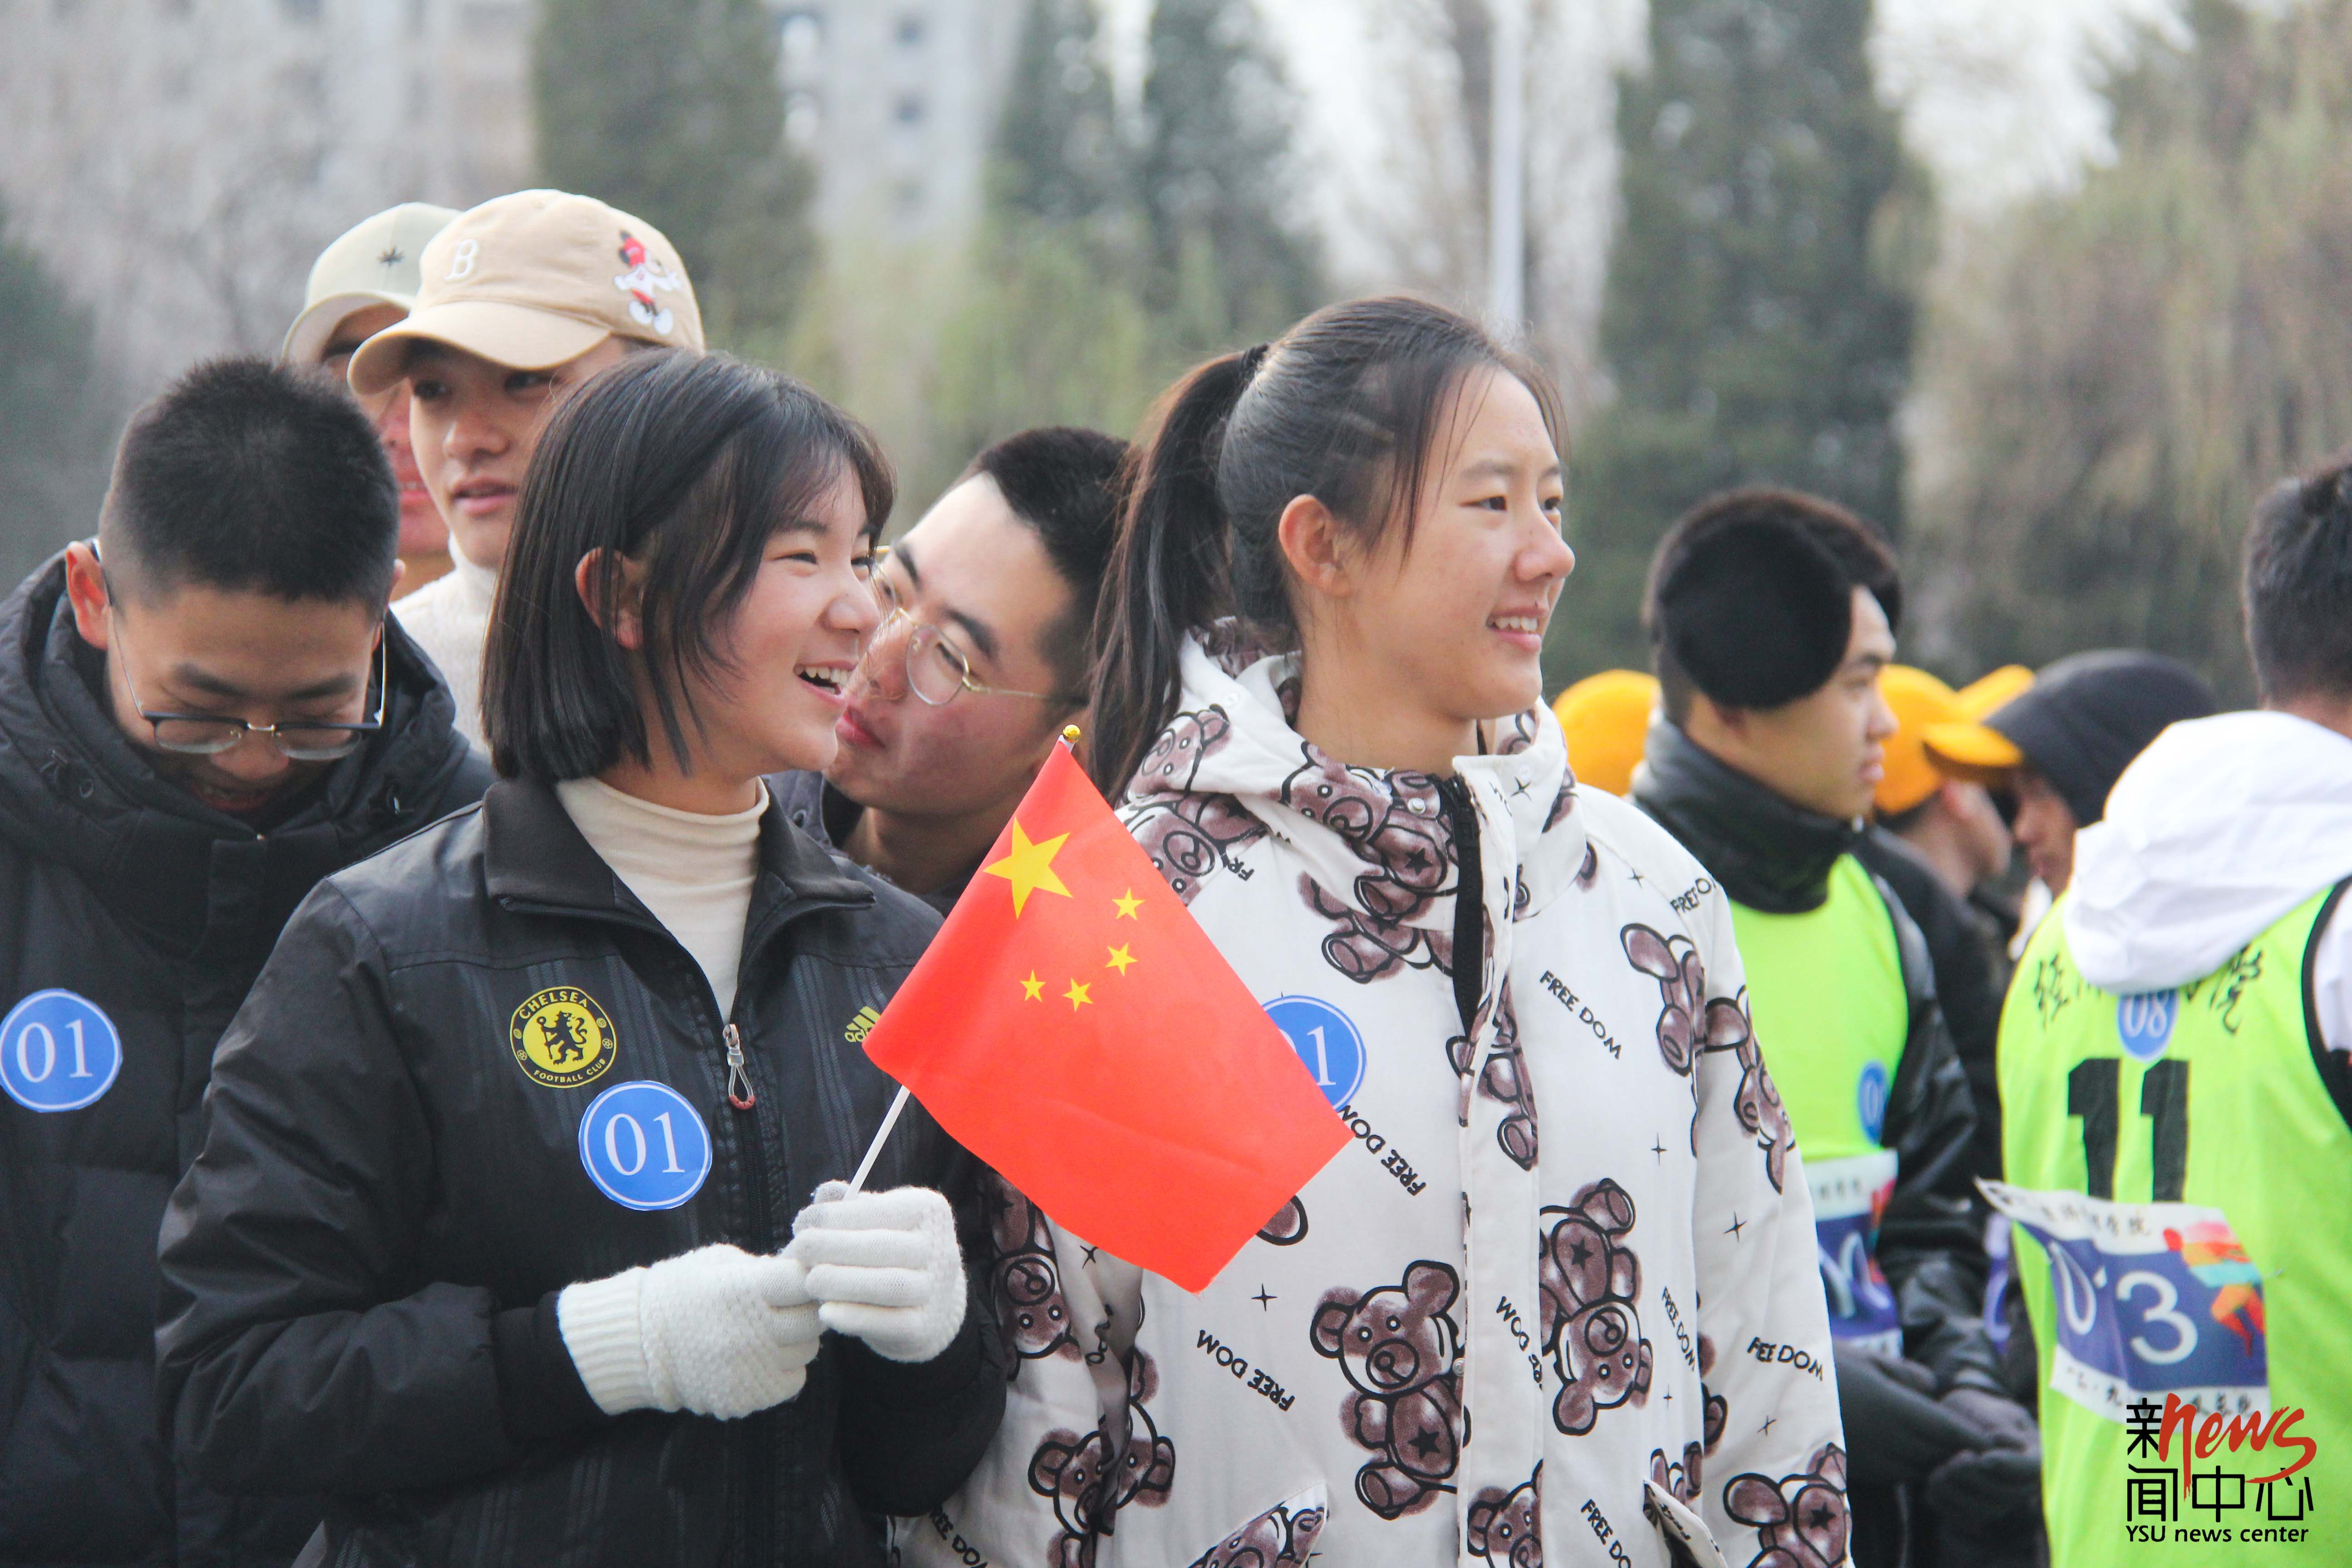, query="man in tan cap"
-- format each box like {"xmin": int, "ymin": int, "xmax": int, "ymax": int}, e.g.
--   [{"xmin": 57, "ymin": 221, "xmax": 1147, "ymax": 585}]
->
[
  {"xmin": 283, "ymin": 202, "xmax": 459, "ymax": 598},
  {"xmin": 350, "ymin": 189, "xmax": 704, "ymax": 744}
]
